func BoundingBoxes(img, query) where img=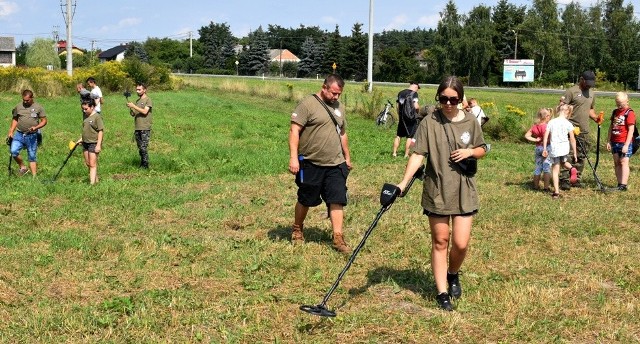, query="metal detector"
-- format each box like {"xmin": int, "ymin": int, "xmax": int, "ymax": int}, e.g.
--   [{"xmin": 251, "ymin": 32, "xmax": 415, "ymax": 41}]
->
[
  {"xmin": 576, "ymin": 137, "xmax": 608, "ymax": 192},
  {"xmin": 123, "ymin": 90, "xmax": 131, "ymax": 101},
  {"xmin": 300, "ymin": 166, "xmax": 425, "ymax": 317},
  {"xmin": 6, "ymin": 136, "xmax": 13, "ymax": 176},
  {"xmin": 48, "ymin": 141, "xmax": 80, "ymax": 183}
]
